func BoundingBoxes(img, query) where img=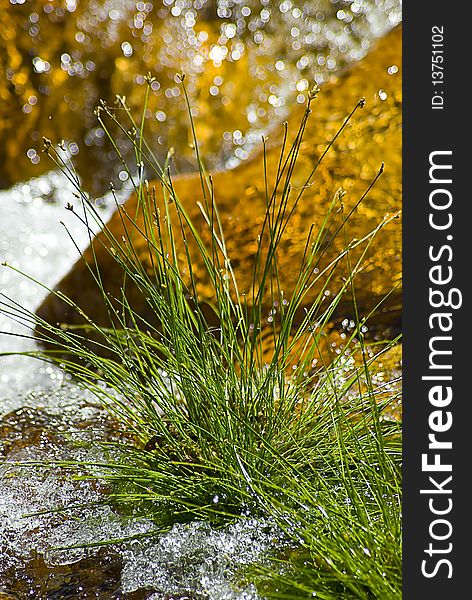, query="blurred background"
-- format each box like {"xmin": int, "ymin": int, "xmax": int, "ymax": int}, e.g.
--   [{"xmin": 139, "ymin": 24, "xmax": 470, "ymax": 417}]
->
[{"xmin": 1, "ymin": 0, "xmax": 401, "ymax": 194}]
